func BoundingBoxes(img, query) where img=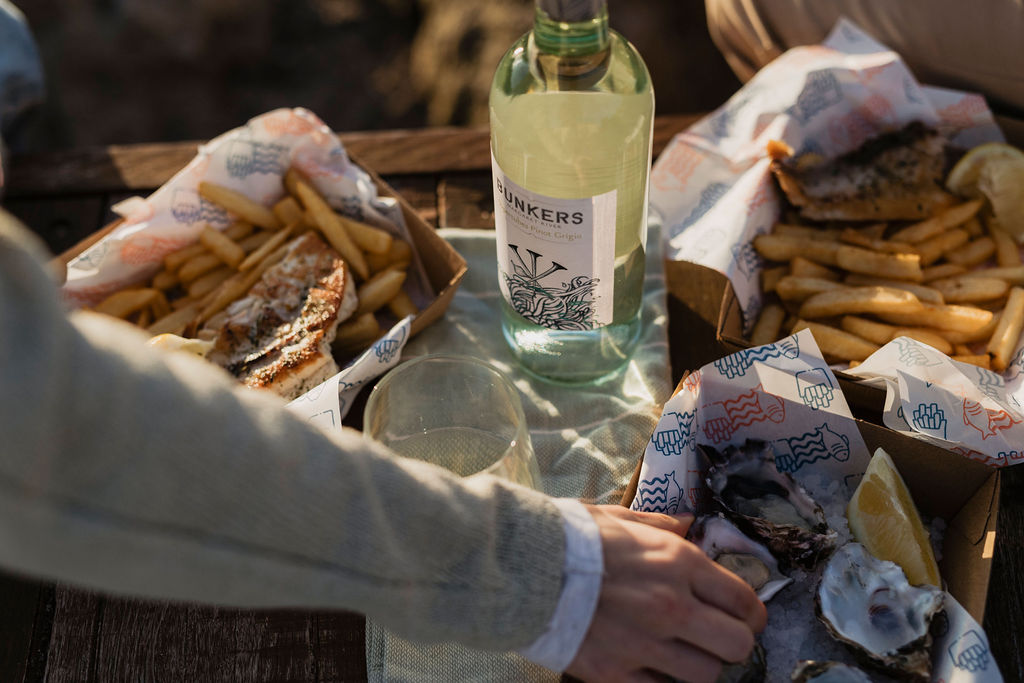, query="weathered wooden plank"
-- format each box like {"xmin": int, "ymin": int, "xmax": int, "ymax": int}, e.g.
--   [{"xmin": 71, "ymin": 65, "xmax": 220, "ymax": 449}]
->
[
  {"xmin": 0, "ymin": 571, "xmax": 43, "ymax": 683},
  {"xmin": 42, "ymin": 587, "xmax": 101, "ymax": 683},
  {"xmin": 985, "ymin": 466, "xmax": 1024, "ymax": 682},
  {"xmin": 381, "ymin": 175, "xmax": 439, "ymax": 228},
  {"xmin": 3, "ymin": 197, "xmax": 106, "ymax": 256},
  {"xmin": 6, "ymin": 114, "xmax": 703, "ymax": 197},
  {"xmin": 231, "ymin": 610, "xmax": 317, "ymax": 683},
  {"xmin": 315, "ymin": 612, "xmax": 367, "ymax": 683},
  {"xmin": 438, "ymin": 173, "xmax": 494, "ymax": 230}
]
